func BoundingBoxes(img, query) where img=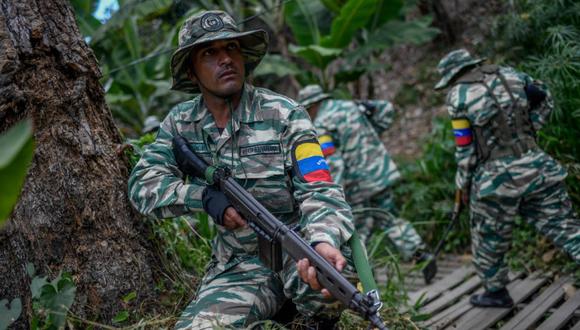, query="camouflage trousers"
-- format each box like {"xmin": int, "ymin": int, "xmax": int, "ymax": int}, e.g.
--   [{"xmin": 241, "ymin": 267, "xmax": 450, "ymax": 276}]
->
[
  {"xmin": 352, "ymin": 189, "xmax": 425, "ymax": 261},
  {"xmin": 471, "ymin": 180, "xmax": 580, "ymax": 292},
  {"xmin": 174, "ymin": 247, "xmax": 356, "ymax": 329}
]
